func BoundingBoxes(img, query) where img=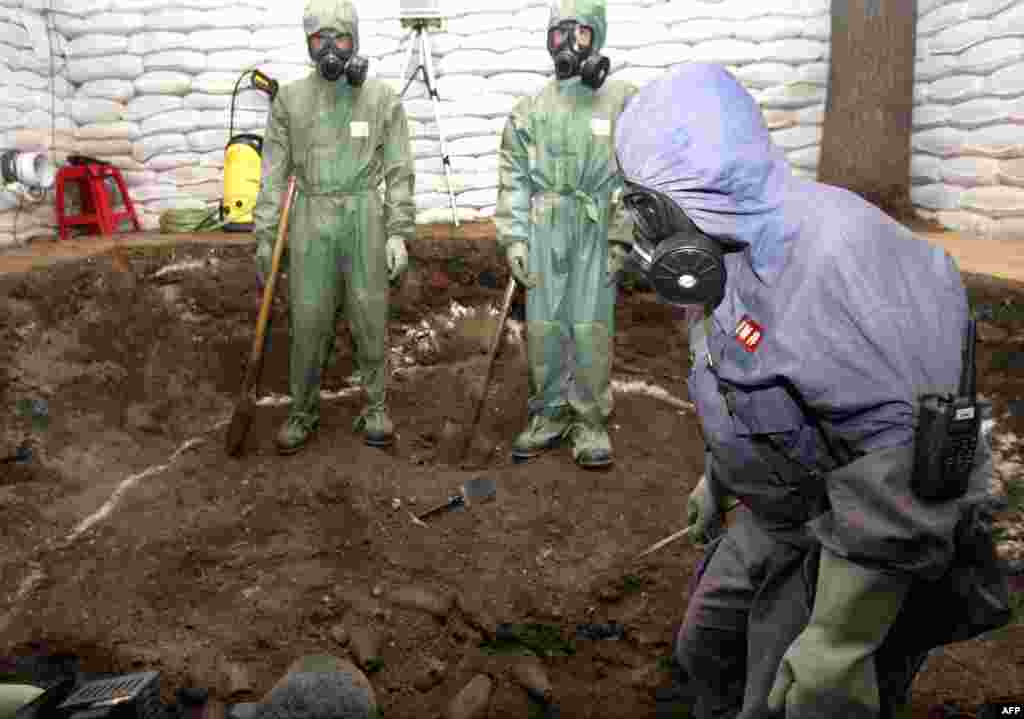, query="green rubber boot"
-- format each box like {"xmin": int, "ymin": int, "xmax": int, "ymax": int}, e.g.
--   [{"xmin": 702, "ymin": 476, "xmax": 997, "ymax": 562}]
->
[
  {"xmin": 354, "ymin": 405, "xmax": 394, "ymax": 447},
  {"xmin": 567, "ymin": 420, "xmax": 613, "ymax": 469},
  {"xmin": 511, "ymin": 406, "xmax": 572, "ymax": 461},
  {"xmin": 275, "ymin": 414, "xmax": 318, "ymax": 455},
  {"xmin": 0, "ymin": 685, "xmax": 44, "ymax": 719}
]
